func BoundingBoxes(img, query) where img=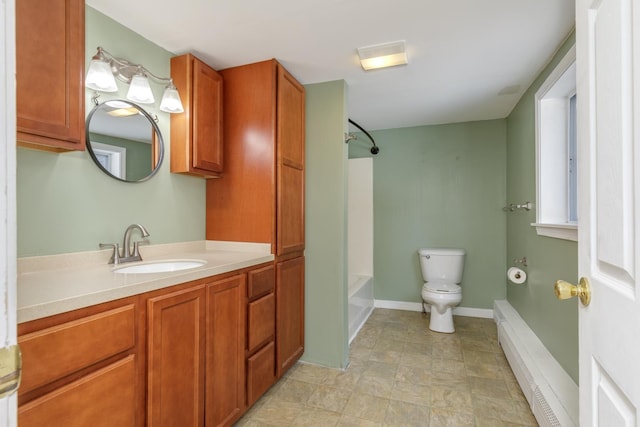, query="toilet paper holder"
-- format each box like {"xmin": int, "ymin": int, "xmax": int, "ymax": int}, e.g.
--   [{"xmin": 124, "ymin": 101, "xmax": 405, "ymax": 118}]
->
[
  {"xmin": 502, "ymin": 202, "xmax": 533, "ymax": 212},
  {"xmin": 513, "ymin": 257, "xmax": 528, "ymax": 267}
]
